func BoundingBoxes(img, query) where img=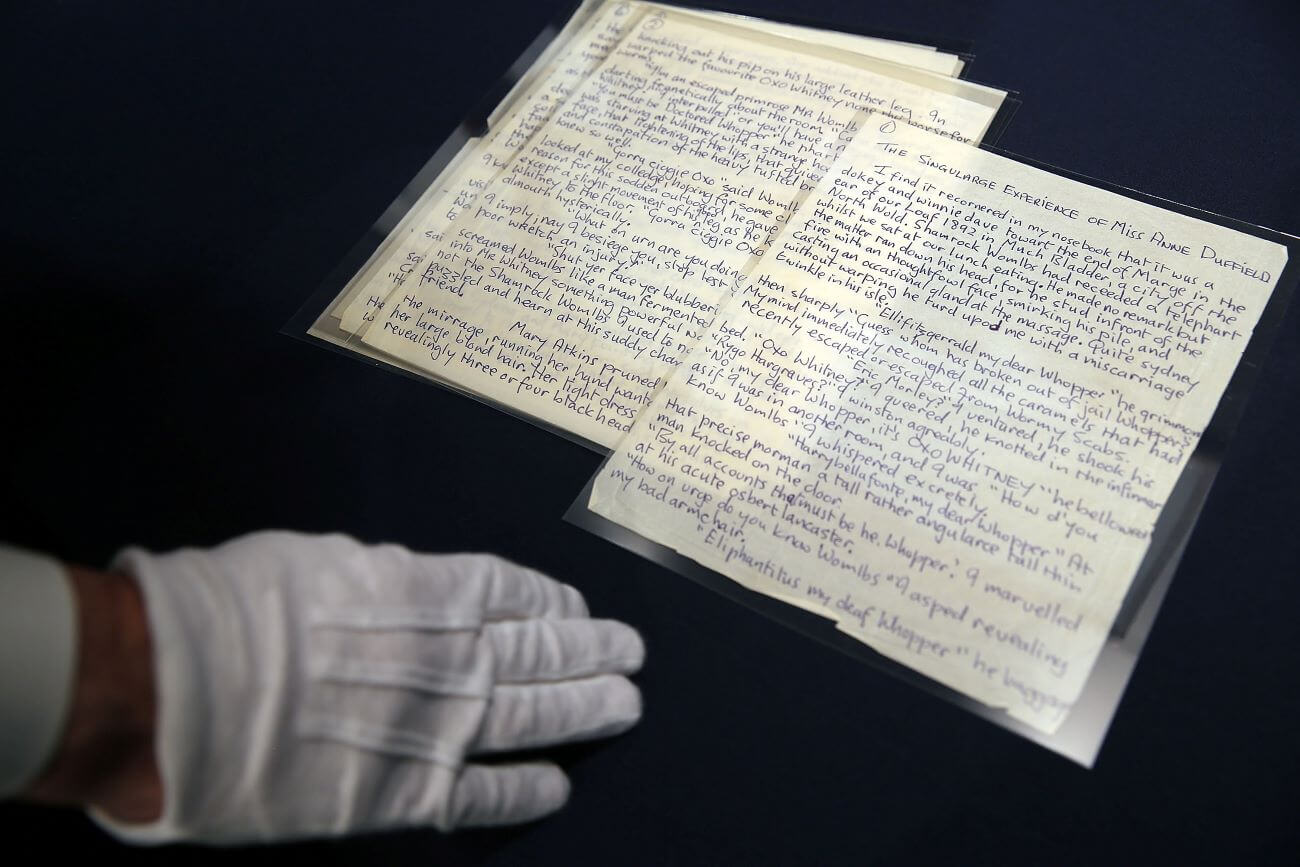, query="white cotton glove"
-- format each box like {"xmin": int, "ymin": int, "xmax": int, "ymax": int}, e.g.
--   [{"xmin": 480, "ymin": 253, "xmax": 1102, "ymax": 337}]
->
[{"xmin": 89, "ymin": 531, "xmax": 644, "ymax": 844}]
